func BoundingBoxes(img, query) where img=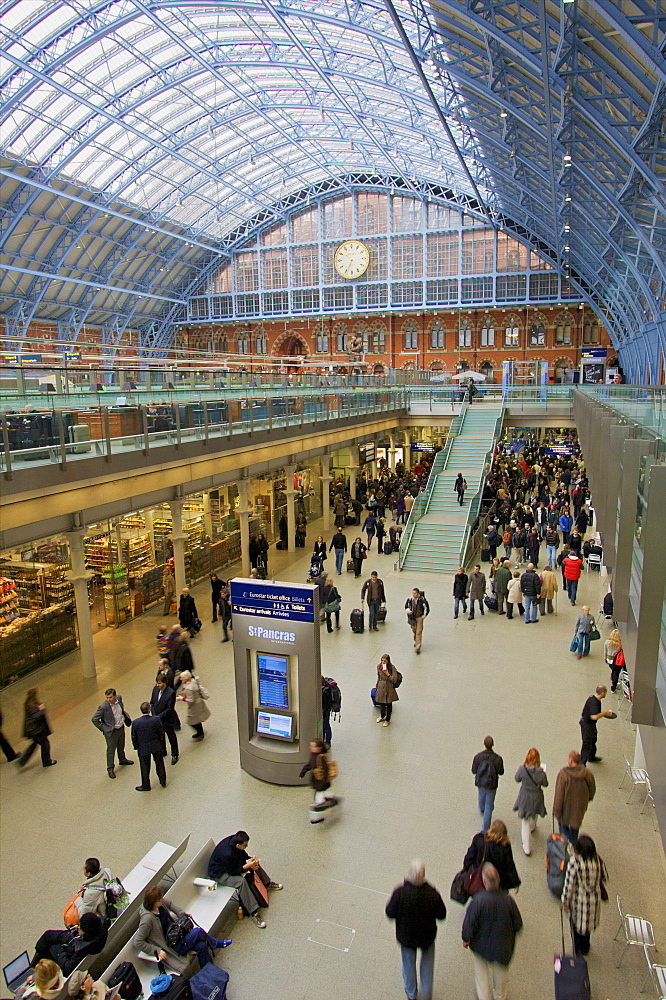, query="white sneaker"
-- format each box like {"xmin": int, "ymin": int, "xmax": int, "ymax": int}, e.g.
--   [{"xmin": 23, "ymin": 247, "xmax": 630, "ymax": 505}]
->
[{"xmin": 252, "ymin": 914, "xmax": 266, "ymax": 928}]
